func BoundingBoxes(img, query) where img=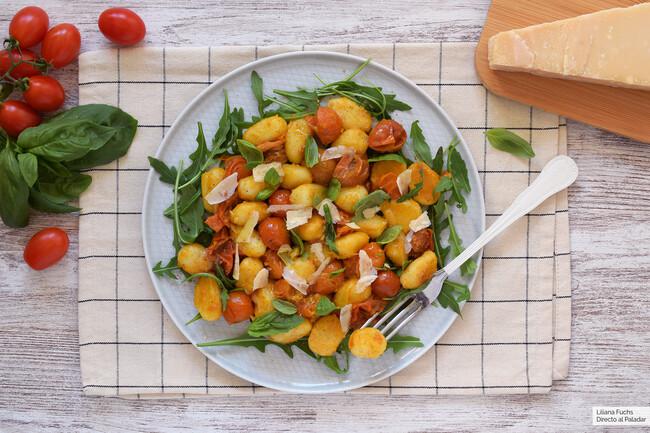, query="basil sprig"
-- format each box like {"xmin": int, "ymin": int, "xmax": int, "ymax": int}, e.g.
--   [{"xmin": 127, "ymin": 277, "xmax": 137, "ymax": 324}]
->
[
  {"xmin": 247, "ymin": 311, "xmax": 305, "ymax": 337},
  {"xmin": 304, "ymin": 135, "xmax": 319, "ymax": 168},
  {"xmin": 315, "ymin": 296, "xmax": 337, "ymax": 317},
  {"xmin": 272, "ymin": 299, "xmax": 298, "ymax": 315},
  {"xmin": 326, "ymin": 178, "xmax": 341, "ymax": 201},
  {"xmin": 376, "ymin": 225, "xmax": 402, "ymax": 245},
  {"xmin": 256, "ymin": 167, "xmax": 281, "ymax": 200},
  {"xmin": 323, "ymin": 204, "xmax": 338, "ymax": 253},
  {"xmin": 237, "ymin": 139, "xmax": 263, "ymax": 169},
  {"xmin": 352, "ymin": 190, "xmax": 389, "ymax": 221},
  {"xmin": 485, "ymin": 128, "xmax": 535, "ymax": 159}
]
